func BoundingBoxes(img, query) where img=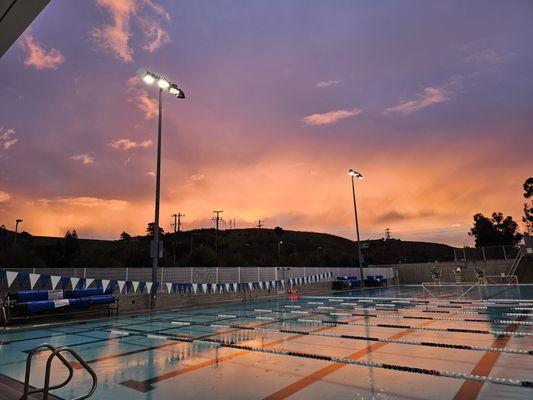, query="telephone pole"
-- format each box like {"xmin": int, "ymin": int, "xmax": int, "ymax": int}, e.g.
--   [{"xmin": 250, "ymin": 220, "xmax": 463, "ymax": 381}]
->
[
  {"xmin": 257, "ymin": 219, "xmax": 264, "ymax": 229},
  {"xmin": 385, "ymin": 228, "xmax": 391, "ymax": 240},
  {"xmin": 171, "ymin": 212, "xmax": 185, "ymax": 233},
  {"xmin": 213, "ymin": 210, "xmax": 223, "ymax": 266}
]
